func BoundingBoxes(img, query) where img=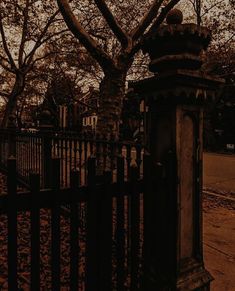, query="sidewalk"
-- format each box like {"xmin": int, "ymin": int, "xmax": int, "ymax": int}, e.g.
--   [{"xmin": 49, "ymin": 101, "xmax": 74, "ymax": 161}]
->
[{"xmin": 203, "ymin": 195, "xmax": 235, "ymax": 291}]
